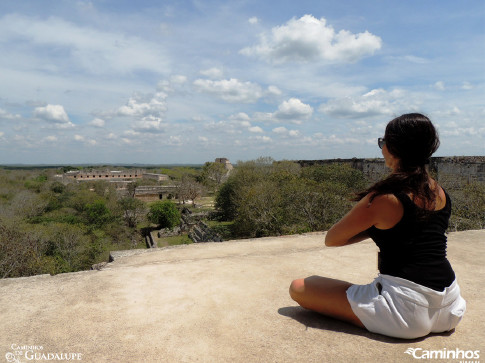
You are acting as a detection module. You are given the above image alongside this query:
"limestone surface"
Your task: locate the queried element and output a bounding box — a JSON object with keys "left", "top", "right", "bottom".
{"left": 1, "top": 230, "right": 484, "bottom": 362}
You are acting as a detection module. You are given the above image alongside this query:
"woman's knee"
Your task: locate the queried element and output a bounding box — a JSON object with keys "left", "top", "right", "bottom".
{"left": 289, "top": 278, "right": 305, "bottom": 301}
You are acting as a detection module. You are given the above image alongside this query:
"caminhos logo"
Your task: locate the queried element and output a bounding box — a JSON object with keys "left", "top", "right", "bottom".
{"left": 404, "top": 347, "right": 480, "bottom": 361}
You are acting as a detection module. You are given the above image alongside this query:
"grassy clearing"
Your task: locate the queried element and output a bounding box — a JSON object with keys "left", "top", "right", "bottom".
{"left": 154, "top": 233, "right": 193, "bottom": 247}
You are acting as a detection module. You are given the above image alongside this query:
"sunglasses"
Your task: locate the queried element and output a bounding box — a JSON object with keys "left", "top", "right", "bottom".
{"left": 378, "top": 137, "right": 386, "bottom": 149}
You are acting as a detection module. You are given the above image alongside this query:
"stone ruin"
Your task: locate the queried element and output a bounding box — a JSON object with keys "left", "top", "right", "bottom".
{"left": 297, "top": 156, "right": 485, "bottom": 184}
{"left": 182, "top": 208, "right": 223, "bottom": 243}
{"left": 188, "top": 221, "right": 223, "bottom": 243}
{"left": 149, "top": 208, "right": 223, "bottom": 245}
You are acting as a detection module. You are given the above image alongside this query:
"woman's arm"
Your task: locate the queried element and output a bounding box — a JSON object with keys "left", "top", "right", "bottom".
{"left": 344, "top": 230, "right": 371, "bottom": 245}
{"left": 325, "top": 193, "right": 403, "bottom": 247}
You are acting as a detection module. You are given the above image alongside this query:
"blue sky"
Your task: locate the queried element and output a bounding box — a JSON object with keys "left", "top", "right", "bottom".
{"left": 0, "top": 0, "right": 483, "bottom": 164}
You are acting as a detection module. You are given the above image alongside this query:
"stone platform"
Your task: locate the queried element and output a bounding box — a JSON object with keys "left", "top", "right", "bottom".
{"left": 1, "top": 230, "right": 483, "bottom": 362}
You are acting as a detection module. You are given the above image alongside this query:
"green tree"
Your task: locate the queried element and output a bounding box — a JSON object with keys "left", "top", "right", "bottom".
{"left": 176, "top": 175, "right": 204, "bottom": 207}
{"left": 215, "top": 178, "right": 239, "bottom": 220}
{"left": 215, "top": 158, "right": 367, "bottom": 238}
{"left": 118, "top": 197, "right": 146, "bottom": 228}
{"left": 301, "top": 163, "right": 367, "bottom": 192}
{"left": 159, "top": 166, "right": 201, "bottom": 181}
{"left": 126, "top": 180, "right": 142, "bottom": 198}
{"left": 11, "top": 190, "right": 49, "bottom": 219}
{"left": 148, "top": 201, "right": 181, "bottom": 229}
{"left": 84, "top": 199, "right": 112, "bottom": 228}
{"left": 24, "top": 174, "right": 48, "bottom": 193}
{"left": 200, "top": 162, "right": 228, "bottom": 192}
{"left": 233, "top": 179, "right": 284, "bottom": 237}
{"left": 462, "top": 182, "right": 485, "bottom": 229}
{"left": 49, "top": 181, "right": 66, "bottom": 194}
{"left": 0, "top": 218, "right": 41, "bottom": 278}
{"left": 447, "top": 181, "right": 485, "bottom": 231}
{"left": 39, "top": 223, "right": 90, "bottom": 274}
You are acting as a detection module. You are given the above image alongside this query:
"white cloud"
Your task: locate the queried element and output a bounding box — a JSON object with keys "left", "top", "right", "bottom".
{"left": 462, "top": 82, "right": 473, "bottom": 90}
{"left": 272, "top": 126, "right": 288, "bottom": 134}
{"left": 0, "top": 131, "right": 4, "bottom": 137}
{"left": 157, "top": 76, "right": 188, "bottom": 92}
{"left": 73, "top": 134, "right": 97, "bottom": 145}
{"left": 249, "top": 17, "right": 259, "bottom": 25}
{"left": 350, "top": 123, "right": 374, "bottom": 136}
{"left": 253, "top": 135, "right": 272, "bottom": 143}
{"left": 114, "top": 91, "right": 169, "bottom": 134}
{"left": 34, "top": 104, "right": 73, "bottom": 127}
{"left": 274, "top": 98, "right": 313, "bottom": 122}
{"left": 319, "top": 88, "right": 414, "bottom": 119}
{"left": 434, "top": 81, "right": 445, "bottom": 91}
{"left": 266, "top": 85, "right": 282, "bottom": 96}
{"left": 117, "top": 92, "right": 167, "bottom": 118}
{"left": 229, "top": 112, "right": 251, "bottom": 122}
{"left": 44, "top": 135, "right": 57, "bottom": 142}
{"left": 248, "top": 126, "right": 264, "bottom": 133}
{"left": 131, "top": 116, "right": 166, "bottom": 133}
{"left": 168, "top": 135, "right": 183, "bottom": 146}
{"left": 254, "top": 98, "right": 313, "bottom": 124}
{"left": 193, "top": 78, "right": 263, "bottom": 103}
{"left": 435, "top": 106, "right": 461, "bottom": 117}
{"left": 403, "top": 55, "right": 429, "bottom": 64}
{"left": 313, "top": 133, "right": 360, "bottom": 145}
{"left": 200, "top": 67, "right": 224, "bottom": 79}
{"left": 386, "top": 55, "right": 429, "bottom": 64}
{"left": 0, "top": 108, "right": 21, "bottom": 120}
{"left": 227, "top": 113, "right": 252, "bottom": 128}
{"left": 88, "top": 118, "right": 105, "bottom": 127}
{"left": 203, "top": 114, "right": 251, "bottom": 135}
{"left": 241, "top": 15, "right": 382, "bottom": 63}
{"left": 441, "top": 127, "right": 479, "bottom": 137}
{"left": 271, "top": 126, "right": 300, "bottom": 137}
{"left": 170, "top": 75, "right": 187, "bottom": 85}
{"left": 0, "top": 14, "right": 169, "bottom": 75}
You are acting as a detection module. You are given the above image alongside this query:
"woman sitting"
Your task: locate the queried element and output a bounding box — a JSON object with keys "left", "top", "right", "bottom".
{"left": 289, "top": 113, "right": 466, "bottom": 339}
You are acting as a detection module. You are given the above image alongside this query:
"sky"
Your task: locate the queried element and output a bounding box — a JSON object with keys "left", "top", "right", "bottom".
{"left": 0, "top": 0, "right": 484, "bottom": 165}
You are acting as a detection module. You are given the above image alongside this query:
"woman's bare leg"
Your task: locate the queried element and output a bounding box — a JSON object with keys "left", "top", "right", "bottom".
{"left": 289, "top": 275, "right": 365, "bottom": 328}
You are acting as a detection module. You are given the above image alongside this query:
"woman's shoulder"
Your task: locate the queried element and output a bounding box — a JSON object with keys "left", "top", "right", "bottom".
{"left": 367, "top": 192, "right": 404, "bottom": 208}
{"left": 366, "top": 193, "right": 405, "bottom": 230}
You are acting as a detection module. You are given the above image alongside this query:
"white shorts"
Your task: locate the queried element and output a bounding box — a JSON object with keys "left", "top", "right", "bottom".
{"left": 346, "top": 274, "right": 466, "bottom": 339}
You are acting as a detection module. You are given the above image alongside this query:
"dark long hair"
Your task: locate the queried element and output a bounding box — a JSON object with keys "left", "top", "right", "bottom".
{"left": 356, "top": 113, "right": 440, "bottom": 211}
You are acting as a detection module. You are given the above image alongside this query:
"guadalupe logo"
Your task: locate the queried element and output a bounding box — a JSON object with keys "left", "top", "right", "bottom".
{"left": 5, "top": 344, "right": 82, "bottom": 362}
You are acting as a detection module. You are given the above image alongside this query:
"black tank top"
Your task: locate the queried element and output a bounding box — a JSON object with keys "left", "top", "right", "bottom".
{"left": 367, "top": 190, "right": 455, "bottom": 291}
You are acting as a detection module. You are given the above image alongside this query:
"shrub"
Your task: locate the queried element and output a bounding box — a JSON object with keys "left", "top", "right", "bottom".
{"left": 148, "top": 201, "right": 181, "bottom": 229}
{"left": 84, "top": 200, "right": 112, "bottom": 228}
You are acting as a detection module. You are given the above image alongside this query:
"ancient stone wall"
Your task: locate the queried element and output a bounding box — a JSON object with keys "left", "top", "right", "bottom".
{"left": 134, "top": 185, "right": 178, "bottom": 202}
{"left": 297, "top": 156, "right": 485, "bottom": 183}
{"left": 64, "top": 169, "right": 145, "bottom": 181}
{"left": 430, "top": 157, "right": 485, "bottom": 183}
